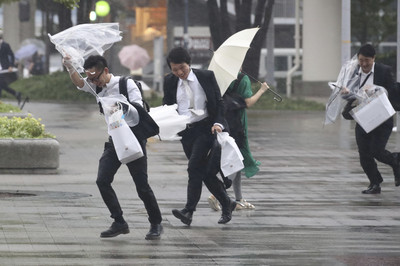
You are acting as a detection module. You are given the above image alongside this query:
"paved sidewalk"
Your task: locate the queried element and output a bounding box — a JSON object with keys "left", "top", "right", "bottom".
{"left": 1, "top": 102, "right": 400, "bottom": 265}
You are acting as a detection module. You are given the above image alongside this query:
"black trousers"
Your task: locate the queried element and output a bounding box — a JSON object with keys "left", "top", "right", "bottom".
{"left": 355, "top": 117, "right": 395, "bottom": 185}
{"left": 0, "top": 75, "right": 17, "bottom": 98}
{"left": 180, "top": 121, "right": 231, "bottom": 212}
{"left": 96, "top": 138, "right": 162, "bottom": 225}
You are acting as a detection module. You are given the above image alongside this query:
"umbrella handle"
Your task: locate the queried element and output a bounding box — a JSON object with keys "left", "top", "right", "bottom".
{"left": 262, "top": 83, "right": 283, "bottom": 102}
{"left": 242, "top": 71, "right": 283, "bottom": 102}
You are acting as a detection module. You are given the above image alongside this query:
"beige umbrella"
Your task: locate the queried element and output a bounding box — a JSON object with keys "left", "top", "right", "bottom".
{"left": 208, "top": 28, "right": 259, "bottom": 95}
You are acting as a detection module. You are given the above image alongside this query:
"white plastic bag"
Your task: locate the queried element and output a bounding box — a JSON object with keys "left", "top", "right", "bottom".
{"left": 149, "top": 104, "right": 190, "bottom": 140}
{"left": 101, "top": 95, "right": 143, "bottom": 164}
{"left": 99, "top": 94, "right": 139, "bottom": 130}
{"left": 217, "top": 132, "right": 244, "bottom": 177}
{"left": 109, "top": 119, "right": 144, "bottom": 164}
{"left": 350, "top": 89, "right": 395, "bottom": 133}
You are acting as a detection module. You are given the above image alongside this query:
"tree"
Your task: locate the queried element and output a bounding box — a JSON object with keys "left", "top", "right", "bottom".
{"left": 0, "top": 0, "right": 78, "bottom": 8}
{"left": 351, "top": 0, "right": 396, "bottom": 47}
{"left": 207, "top": 0, "right": 275, "bottom": 80}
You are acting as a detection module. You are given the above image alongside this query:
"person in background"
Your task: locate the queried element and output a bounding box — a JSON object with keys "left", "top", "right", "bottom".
{"left": 0, "top": 30, "right": 21, "bottom": 105}
{"left": 208, "top": 72, "right": 269, "bottom": 211}
{"left": 163, "top": 47, "right": 236, "bottom": 226}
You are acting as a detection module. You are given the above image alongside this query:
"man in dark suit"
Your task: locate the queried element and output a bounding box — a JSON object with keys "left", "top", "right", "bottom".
{"left": 163, "top": 47, "right": 236, "bottom": 225}
{"left": 342, "top": 44, "right": 399, "bottom": 194}
{"left": 0, "top": 31, "right": 21, "bottom": 104}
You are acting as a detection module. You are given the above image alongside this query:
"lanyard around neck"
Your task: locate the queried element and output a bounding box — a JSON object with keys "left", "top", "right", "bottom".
{"left": 359, "top": 72, "right": 372, "bottom": 89}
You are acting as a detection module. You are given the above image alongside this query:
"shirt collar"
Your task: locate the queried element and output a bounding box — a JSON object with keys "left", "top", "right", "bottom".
{"left": 180, "top": 69, "right": 195, "bottom": 84}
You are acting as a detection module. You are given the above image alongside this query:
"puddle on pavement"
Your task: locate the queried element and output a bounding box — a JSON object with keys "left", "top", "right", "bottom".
{"left": 0, "top": 190, "right": 91, "bottom": 200}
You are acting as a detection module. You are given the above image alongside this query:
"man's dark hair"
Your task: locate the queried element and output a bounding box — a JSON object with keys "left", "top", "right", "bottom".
{"left": 358, "top": 44, "right": 376, "bottom": 58}
{"left": 166, "top": 47, "right": 191, "bottom": 69}
{"left": 84, "top": 55, "right": 108, "bottom": 70}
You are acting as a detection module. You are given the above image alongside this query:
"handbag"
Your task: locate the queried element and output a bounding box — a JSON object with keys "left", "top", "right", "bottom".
{"left": 130, "top": 102, "right": 160, "bottom": 141}
{"left": 350, "top": 90, "right": 395, "bottom": 133}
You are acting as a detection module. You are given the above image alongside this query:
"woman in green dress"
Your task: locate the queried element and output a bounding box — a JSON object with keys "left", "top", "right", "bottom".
{"left": 208, "top": 73, "right": 269, "bottom": 210}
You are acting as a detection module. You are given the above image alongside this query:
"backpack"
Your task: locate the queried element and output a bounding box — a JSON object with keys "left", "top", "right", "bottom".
{"left": 118, "top": 76, "right": 159, "bottom": 141}
{"left": 119, "top": 76, "right": 150, "bottom": 112}
{"left": 222, "top": 73, "right": 247, "bottom": 148}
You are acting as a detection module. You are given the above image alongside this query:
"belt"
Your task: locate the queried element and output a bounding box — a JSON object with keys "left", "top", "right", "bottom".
{"left": 186, "top": 118, "right": 211, "bottom": 129}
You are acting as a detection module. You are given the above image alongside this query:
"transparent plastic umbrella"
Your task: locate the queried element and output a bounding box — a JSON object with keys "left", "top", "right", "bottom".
{"left": 325, "top": 54, "right": 360, "bottom": 125}
{"left": 48, "top": 23, "right": 122, "bottom": 74}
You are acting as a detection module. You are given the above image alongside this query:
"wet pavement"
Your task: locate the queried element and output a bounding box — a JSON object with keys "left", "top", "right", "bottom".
{"left": 1, "top": 101, "right": 400, "bottom": 265}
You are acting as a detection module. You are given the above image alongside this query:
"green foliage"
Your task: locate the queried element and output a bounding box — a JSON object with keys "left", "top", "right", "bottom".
{"left": 250, "top": 82, "right": 325, "bottom": 111}
{"left": 351, "top": 0, "right": 396, "bottom": 46}
{"left": 0, "top": 115, "right": 55, "bottom": 139}
{"left": 0, "top": 101, "right": 21, "bottom": 113}
{"left": 6, "top": 71, "right": 324, "bottom": 111}
{"left": 8, "top": 71, "right": 93, "bottom": 103}
{"left": 0, "top": 0, "right": 79, "bottom": 8}
{"left": 53, "top": 0, "right": 79, "bottom": 9}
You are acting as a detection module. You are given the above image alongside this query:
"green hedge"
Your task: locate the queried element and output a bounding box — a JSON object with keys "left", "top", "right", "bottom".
{"left": 0, "top": 115, "right": 55, "bottom": 139}
{"left": 4, "top": 71, "right": 324, "bottom": 111}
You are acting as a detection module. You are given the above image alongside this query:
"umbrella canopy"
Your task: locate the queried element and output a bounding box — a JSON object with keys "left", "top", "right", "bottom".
{"left": 208, "top": 27, "right": 259, "bottom": 95}
{"left": 118, "top": 45, "right": 150, "bottom": 71}
{"left": 325, "top": 54, "right": 360, "bottom": 125}
{"left": 48, "top": 23, "right": 122, "bottom": 73}
{"left": 15, "top": 44, "right": 38, "bottom": 61}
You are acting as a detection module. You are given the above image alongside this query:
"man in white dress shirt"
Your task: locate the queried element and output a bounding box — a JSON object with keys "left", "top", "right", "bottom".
{"left": 63, "top": 55, "right": 163, "bottom": 240}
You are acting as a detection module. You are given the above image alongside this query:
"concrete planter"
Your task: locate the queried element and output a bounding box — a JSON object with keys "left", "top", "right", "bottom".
{"left": 0, "top": 138, "right": 59, "bottom": 174}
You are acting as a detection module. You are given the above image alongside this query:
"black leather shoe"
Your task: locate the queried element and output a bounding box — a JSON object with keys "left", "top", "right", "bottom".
{"left": 172, "top": 209, "right": 192, "bottom": 226}
{"left": 393, "top": 153, "right": 400, "bottom": 186}
{"left": 218, "top": 200, "right": 236, "bottom": 224}
{"left": 100, "top": 221, "right": 130, "bottom": 238}
{"left": 362, "top": 184, "right": 381, "bottom": 194}
{"left": 145, "top": 224, "right": 163, "bottom": 240}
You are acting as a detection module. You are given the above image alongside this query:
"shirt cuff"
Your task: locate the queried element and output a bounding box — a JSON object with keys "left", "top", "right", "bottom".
{"left": 213, "top": 123, "right": 224, "bottom": 130}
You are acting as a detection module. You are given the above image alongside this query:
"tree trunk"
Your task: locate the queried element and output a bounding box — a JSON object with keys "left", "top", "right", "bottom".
{"left": 235, "top": 0, "right": 252, "bottom": 31}
{"left": 254, "top": 0, "right": 267, "bottom": 27}
{"left": 207, "top": 0, "right": 223, "bottom": 50}
{"left": 220, "top": 0, "right": 232, "bottom": 42}
{"left": 242, "top": 0, "right": 274, "bottom": 81}
{"left": 77, "top": 0, "right": 94, "bottom": 24}
{"left": 58, "top": 6, "right": 73, "bottom": 31}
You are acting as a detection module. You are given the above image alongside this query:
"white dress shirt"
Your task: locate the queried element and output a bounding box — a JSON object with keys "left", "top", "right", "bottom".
{"left": 177, "top": 69, "right": 208, "bottom": 123}
{"left": 79, "top": 74, "right": 143, "bottom": 106}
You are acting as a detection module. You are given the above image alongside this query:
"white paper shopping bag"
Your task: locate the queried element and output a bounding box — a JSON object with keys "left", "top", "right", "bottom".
{"left": 350, "top": 90, "right": 395, "bottom": 133}
{"left": 109, "top": 120, "right": 144, "bottom": 164}
{"left": 217, "top": 132, "right": 244, "bottom": 177}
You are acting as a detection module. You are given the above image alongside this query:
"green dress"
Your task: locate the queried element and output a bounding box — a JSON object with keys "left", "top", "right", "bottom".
{"left": 226, "top": 74, "right": 261, "bottom": 178}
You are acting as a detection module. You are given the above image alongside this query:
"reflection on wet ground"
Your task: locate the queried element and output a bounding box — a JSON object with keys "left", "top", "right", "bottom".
{"left": 1, "top": 102, "right": 400, "bottom": 265}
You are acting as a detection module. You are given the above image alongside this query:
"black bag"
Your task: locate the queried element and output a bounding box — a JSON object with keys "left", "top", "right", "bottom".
{"left": 388, "top": 82, "right": 400, "bottom": 111}
{"left": 341, "top": 99, "right": 356, "bottom": 120}
{"left": 222, "top": 73, "right": 247, "bottom": 148}
{"left": 119, "top": 76, "right": 159, "bottom": 141}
